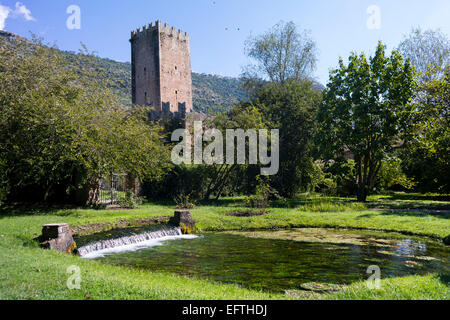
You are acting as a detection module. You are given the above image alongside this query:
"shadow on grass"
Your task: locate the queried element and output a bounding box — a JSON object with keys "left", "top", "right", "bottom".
{"left": 271, "top": 197, "right": 357, "bottom": 208}
{"left": 198, "top": 198, "right": 247, "bottom": 207}
{"left": 146, "top": 198, "right": 246, "bottom": 207}
{"left": 364, "top": 193, "right": 450, "bottom": 211}
{"left": 0, "top": 204, "right": 85, "bottom": 219}
{"left": 357, "top": 209, "right": 450, "bottom": 220}
{"left": 144, "top": 199, "right": 177, "bottom": 207}
{"left": 384, "top": 193, "right": 450, "bottom": 202}
{"left": 200, "top": 196, "right": 358, "bottom": 209}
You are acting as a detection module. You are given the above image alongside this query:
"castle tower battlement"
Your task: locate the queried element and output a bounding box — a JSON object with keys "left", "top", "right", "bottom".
{"left": 130, "top": 21, "right": 193, "bottom": 119}
{"left": 131, "top": 21, "right": 189, "bottom": 41}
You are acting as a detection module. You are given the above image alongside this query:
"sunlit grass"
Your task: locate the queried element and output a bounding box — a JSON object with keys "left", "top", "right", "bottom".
{"left": 0, "top": 192, "right": 448, "bottom": 300}
{"left": 324, "top": 274, "right": 449, "bottom": 300}
{"left": 296, "top": 201, "right": 367, "bottom": 212}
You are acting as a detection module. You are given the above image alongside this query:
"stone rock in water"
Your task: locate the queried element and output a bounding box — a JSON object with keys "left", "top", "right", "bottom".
{"left": 170, "top": 210, "right": 196, "bottom": 234}
{"left": 38, "top": 223, "right": 76, "bottom": 254}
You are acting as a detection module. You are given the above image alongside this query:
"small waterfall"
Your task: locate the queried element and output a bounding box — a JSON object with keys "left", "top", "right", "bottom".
{"left": 77, "top": 225, "right": 196, "bottom": 259}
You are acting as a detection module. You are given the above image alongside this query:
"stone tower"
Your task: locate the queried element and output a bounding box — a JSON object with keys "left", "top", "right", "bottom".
{"left": 130, "top": 21, "right": 193, "bottom": 119}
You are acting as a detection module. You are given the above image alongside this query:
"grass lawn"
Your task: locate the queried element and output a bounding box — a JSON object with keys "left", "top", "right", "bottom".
{"left": 0, "top": 193, "right": 448, "bottom": 300}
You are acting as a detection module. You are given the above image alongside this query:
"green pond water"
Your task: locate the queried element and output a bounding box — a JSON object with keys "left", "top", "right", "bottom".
{"left": 89, "top": 229, "right": 449, "bottom": 292}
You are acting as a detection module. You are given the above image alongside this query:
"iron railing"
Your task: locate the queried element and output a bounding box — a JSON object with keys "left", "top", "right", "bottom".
{"left": 99, "top": 173, "right": 128, "bottom": 205}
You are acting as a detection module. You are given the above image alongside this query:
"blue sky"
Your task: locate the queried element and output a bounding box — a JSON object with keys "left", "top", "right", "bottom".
{"left": 1, "top": 0, "right": 449, "bottom": 84}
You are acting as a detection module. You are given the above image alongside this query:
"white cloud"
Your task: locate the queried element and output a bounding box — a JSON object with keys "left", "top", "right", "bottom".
{"left": 0, "top": 5, "right": 11, "bottom": 30}
{"left": 14, "top": 2, "right": 35, "bottom": 21}
{"left": 0, "top": 2, "right": 35, "bottom": 30}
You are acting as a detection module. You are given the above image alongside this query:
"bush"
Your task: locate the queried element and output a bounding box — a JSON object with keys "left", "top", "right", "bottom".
{"left": 310, "top": 160, "right": 337, "bottom": 195}
{"left": 245, "top": 175, "right": 280, "bottom": 208}
{"left": 377, "top": 156, "right": 416, "bottom": 191}
{"left": 245, "top": 195, "right": 268, "bottom": 209}
{"left": 297, "top": 201, "right": 367, "bottom": 212}
{"left": 174, "top": 193, "right": 197, "bottom": 210}
{"left": 311, "top": 159, "right": 356, "bottom": 196}
{"left": 117, "top": 190, "right": 143, "bottom": 209}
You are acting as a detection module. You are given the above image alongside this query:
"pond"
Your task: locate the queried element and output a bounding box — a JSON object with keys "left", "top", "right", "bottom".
{"left": 83, "top": 228, "right": 449, "bottom": 292}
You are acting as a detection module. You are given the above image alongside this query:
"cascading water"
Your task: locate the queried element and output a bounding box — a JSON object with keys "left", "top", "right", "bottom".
{"left": 77, "top": 225, "right": 197, "bottom": 259}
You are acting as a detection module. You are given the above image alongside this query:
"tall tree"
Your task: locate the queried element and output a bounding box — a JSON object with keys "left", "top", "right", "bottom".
{"left": 242, "top": 21, "right": 318, "bottom": 92}
{"left": 201, "top": 105, "right": 267, "bottom": 201}
{"left": 398, "top": 27, "right": 449, "bottom": 82}
{"left": 250, "top": 80, "right": 322, "bottom": 197}
{"left": 397, "top": 28, "right": 449, "bottom": 192}
{"left": 401, "top": 66, "right": 450, "bottom": 193}
{"left": 318, "top": 42, "right": 416, "bottom": 202}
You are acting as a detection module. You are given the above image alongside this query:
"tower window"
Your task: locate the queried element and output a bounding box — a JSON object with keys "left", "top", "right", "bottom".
{"left": 175, "top": 90, "right": 178, "bottom": 94}
{"left": 175, "top": 66, "right": 177, "bottom": 70}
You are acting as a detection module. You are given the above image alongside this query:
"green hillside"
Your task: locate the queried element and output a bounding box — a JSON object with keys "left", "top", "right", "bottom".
{"left": 62, "top": 52, "right": 248, "bottom": 113}
{"left": 1, "top": 30, "right": 325, "bottom": 113}
{"left": 78, "top": 57, "right": 324, "bottom": 112}
{"left": 0, "top": 30, "right": 247, "bottom": 113}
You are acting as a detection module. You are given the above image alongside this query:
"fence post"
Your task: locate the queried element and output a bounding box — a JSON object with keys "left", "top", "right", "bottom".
{"left": 110, "top": 174, "right": 114, "bottom": 205}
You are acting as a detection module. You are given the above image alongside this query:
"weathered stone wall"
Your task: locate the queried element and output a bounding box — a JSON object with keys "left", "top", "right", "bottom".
{"left": 130, "top": 21, "right": 193, "bottom": 117}
{"left": 159, "top": 26, "right": 193, "bottom": 116}
{"left": 130, "top": 24, "right": 161, "bottom": 108}
{"left": 38, "top": 223, "right": 76, "bottom": 254}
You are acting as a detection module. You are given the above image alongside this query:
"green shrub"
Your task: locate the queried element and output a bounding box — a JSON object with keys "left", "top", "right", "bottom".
{"left": 118, "top": 190, "right": 143, "bottom": 209}
{"left": 311, "top": 160, "right": 356, "bottom": 196}
{"left": 174, "top": 193, "right": 197, "bottom": 209}
{"left": 297, "top": 201, "right": 367, "bottom": 212}
{"left": 245, "top": 175, "right": 281, "bottom": 208}
{"left": 377, "top": 157, "right": 416, "bottom": 191}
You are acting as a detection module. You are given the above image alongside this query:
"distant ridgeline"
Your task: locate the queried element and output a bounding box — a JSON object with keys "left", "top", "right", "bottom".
{"left": 0, "top": 31, "right": 324, "bottom": 113}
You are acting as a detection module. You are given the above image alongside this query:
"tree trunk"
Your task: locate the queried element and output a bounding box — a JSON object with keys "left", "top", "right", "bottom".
{"left": 357, "top": 183, "right": 367, "bottom": 202}
{"left": 86, "top": 177, "right": 100, "bottom": 206}
{"left": 215, "top": 166, "right": 236, "bottom": 200}
{"left": 356, "top": 156, "right": 367, "bottom": 202}
{"left": 43, "top": 183, "right": 52, "bottom": 202}
{"left": 126, "top": 173, "right": 140, "bottom": 197}
{"left": 203, "top": 165, "right": 224, "bottom": 201}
